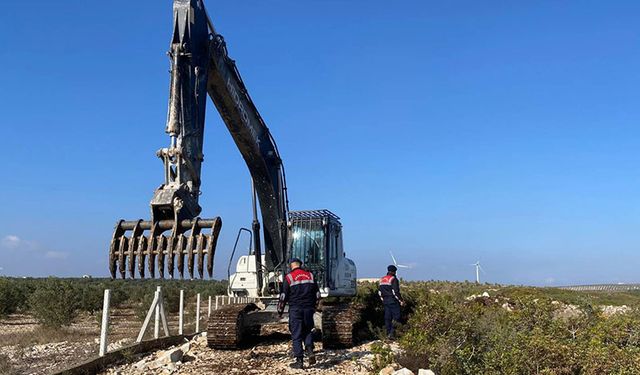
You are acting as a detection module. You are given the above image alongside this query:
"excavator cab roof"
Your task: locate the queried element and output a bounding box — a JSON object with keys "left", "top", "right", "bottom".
{"left": 289, "top": 209, "right": 340, "bottom": 222}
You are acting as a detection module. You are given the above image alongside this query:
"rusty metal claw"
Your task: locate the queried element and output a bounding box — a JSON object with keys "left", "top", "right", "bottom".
{"left": 108, "top": 217, "right": 222, "bottom": 279}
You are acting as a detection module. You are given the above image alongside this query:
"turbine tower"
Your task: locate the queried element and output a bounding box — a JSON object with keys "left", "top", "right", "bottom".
{"left": 472, "top": 261, "right": 484, "bottom": 284}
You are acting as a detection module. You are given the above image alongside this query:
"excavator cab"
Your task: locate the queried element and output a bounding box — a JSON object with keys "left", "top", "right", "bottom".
{"left": 287, "top": 210, "right": 357, "bottom": 297}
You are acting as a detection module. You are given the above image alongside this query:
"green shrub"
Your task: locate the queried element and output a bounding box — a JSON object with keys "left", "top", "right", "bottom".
{"left": 28, "top": 278, "right": 80, "bottom": 328}
{"left": 77, "top": 282, "right": 103, "bottom": 315}
{"left": 370, "top": 341, "right": 394, "bottom": 372}
{"left": 0, "top": 278, "right": 21, "bottom": 317}
{"left": 397, "top": 282, "right": 640, "bottom": 375}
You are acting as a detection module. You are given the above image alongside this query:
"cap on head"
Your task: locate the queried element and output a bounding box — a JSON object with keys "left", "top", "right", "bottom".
{"left": 289, "top": 258, "right": 302, "bottom": 267}
{"left": 387, "top": 265, "right": 398, "bottom": 272}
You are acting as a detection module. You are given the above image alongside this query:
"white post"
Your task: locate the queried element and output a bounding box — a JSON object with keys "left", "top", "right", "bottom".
{"left": 196, "top": 293, "right": 201, "bottom": 332}
{"left": 159, "top": 294, "right": 170, "bottom": 337}
{"left": 215, "top": 295, "right": 219, "bottom": 310}
{"left": 208, "top": 296, "right": 212, "bottom": 318}
{"left": 136, "top": 291, "right": 160, "bottom": 343}
{"left": 154, "top": 286, "right": 161, "bottom": 339}
{"left": 179, "top": 290, "right": 184, "bottom": 335}
{"left": 99, "top": 289, "right": 111, "bottom": 357}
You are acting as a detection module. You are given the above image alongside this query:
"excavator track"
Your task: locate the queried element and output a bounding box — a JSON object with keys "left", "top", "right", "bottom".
{"left": 207, "top": 303, "right": 258, "bottom": 349}
{"left": 321, "top": 302, "right": 362, "bottom": 349}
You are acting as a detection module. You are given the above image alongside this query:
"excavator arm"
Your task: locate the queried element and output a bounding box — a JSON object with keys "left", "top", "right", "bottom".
{"left": 109, "top": 0, "right": 288, "bottom": 279}
{"left": 205, "top": 22, "right": 289, "bottom": 274}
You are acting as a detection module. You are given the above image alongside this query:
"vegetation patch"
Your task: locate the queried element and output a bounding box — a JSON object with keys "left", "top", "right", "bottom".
{"left": 0, "top": 277, "right": 227, "bottom": 327}
{"left": 393, "top": 282, "right": 640, "bottom": 375}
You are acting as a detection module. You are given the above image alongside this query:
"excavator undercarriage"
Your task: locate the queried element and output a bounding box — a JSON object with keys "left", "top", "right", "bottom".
{"left": 204, "top": 300, "right": 363, "bottom": 350}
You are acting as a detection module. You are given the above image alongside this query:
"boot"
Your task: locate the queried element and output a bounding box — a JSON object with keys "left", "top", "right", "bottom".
{"left": 289, "top": 357, "right": 304, "bottom": 369}
{"left": 387, "top": 332, "right": 396, "bottom": 342}
{"left": 306, "top": 347, "right": 316, "bottom": 365}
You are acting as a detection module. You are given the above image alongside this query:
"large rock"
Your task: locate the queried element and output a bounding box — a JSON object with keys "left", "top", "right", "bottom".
{"left": 393, "top": 368, "right": 415, "bottom": 375}
{"left": 601, "top": 305, "right": 631, "bottom": 317}
{"left": 379, "top": 365, "right": 396, "bottom": 375}
{"left": 179, "top": 342, "right": 191, "bottom": 356}
{"left": 418, "top": 370, "right": 436, "bottom": 375}
{"left": 159, "top": 346, "right": 185, "bottom": 364}
{"left": 136, "top": 344, "right": 190, "bottom": 371}
{"left": 191, "top": 332, "right": 208, "bottom": 347}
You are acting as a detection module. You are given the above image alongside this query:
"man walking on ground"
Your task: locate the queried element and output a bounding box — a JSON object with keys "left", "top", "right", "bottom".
{"left": 278, "top": 258, "right": 320, "bottom": 369}
{"left": 378, "top": 265, "right": 405, "bottom": 340}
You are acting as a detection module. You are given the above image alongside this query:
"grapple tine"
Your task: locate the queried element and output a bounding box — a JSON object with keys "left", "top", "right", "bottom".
{"left": 127, "top": 236, "right": 136, "bottom": 279}
{"left": 167, "top": 236, "right": 175, "bottom": 279}
{"left": 117, "top": 236, "right": 128, "bottom": 279}
{"left": 205, "top": 235, "right": 214, "bottom": 278}
{"left": 109, "top": 246, "right": 117, "bottom": 279}
{"left": 109, "top": 220, "right": 125, "bottom": 279}
{"left": 194, "top": 234, "right": 204, "bottom": 279}
{"left": 177, "top": 234, "right": 186, "bottom": 279}
{"left": 137, "top": 235, "right": 147, "bottom": 279}
{"left": 157, "top": 235, "right": 167, "bottom": 279}
{"left": 185, "top": 219, "right": 199, "bottom": 279}
{"left": 207, "top": 217, "right": 222, "bottom": 278}
{"left": 128, "top": 220, "right": 143, "bottom": 279}
{"left": 188, "top": 235, "right": 197, "bottom": 279}
{"left": 197, "top": 235, "right": 205, "bottom": 279}
{"left": 147, "top": 234, "right": 157, "bottom": 279}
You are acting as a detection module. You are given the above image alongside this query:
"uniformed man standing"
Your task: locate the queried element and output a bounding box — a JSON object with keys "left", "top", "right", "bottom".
{"left": 379, "top": 265, "right": 404, "bottom": 340}
{"left": 278, "top": 258, "right": 320, "bottom": 369}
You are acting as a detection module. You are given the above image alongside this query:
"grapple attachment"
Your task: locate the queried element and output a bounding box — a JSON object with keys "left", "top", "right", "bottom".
{"left": 109, "top": 217, "right": 221, "bottom": 279}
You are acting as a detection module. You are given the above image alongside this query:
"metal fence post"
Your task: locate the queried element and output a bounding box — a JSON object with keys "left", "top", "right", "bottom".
{"left": 208, "top": 296, "right": 212, "bottom": 318}
{"left": 99, "top": 289, "right": 111, "bottom": 357}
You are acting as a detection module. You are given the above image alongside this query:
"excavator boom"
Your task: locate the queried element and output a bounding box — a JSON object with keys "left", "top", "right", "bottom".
{"left": 109, "top": 0, "right": 288, "bottom": 279}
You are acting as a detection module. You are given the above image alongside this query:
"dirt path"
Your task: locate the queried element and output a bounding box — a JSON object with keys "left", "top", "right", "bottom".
{"left": 102, "top": 325, "right": 379, "bottom": 375}
{"left": 1, "top": 313, "right": 383, "bottom": 374}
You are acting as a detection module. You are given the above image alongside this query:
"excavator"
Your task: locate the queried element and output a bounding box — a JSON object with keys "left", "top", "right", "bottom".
{"left": 108, "top": 0, "right": 359, "bottom": 348}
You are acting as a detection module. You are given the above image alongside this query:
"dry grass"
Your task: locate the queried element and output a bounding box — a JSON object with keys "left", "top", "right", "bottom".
{"left": 0, "top": 354, "right": 17, "bottom": 375}
{"left": 0, "top": 326, "right": 95, "bottom": 348}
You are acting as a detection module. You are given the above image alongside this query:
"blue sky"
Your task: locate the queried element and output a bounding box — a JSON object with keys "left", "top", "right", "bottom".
{"left": 1, "top": 1, "right": 639, "bottom": 285}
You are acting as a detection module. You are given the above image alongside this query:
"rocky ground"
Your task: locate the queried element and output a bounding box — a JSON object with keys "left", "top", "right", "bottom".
{"left": 0, "top": 309, "right": 194, "bottom": 374}
{"left": 0, "top": 312, "right": 408, "bottom": 375}
{"left": 102, "top": 324, "right": 383, "bottom": 375}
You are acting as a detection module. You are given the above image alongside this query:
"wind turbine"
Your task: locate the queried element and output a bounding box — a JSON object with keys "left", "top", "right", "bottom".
{"left": 472, "top": 261, "right": 485, "bottom": 283}
{"left": 390, "top": 251, "right": 411, "bottom": 269}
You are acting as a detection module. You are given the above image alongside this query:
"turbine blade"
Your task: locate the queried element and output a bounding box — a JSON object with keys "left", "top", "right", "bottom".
{"left": 390, "top": 251, "right": 398, "bottom": 266}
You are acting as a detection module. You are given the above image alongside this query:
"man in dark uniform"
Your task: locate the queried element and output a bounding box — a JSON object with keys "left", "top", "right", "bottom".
{"left": 278, "top": 258, "right": 320, "bottom": 369}
{"left": 378, "top": 265, "right": 404, "bottom": 340}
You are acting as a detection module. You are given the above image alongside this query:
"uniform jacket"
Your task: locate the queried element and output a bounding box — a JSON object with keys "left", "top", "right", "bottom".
{"left": 278, "top": 267, "right": 320, "bottom": 311}
{"left": 378, "top": 273, "right": 403, "bottom": 305}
